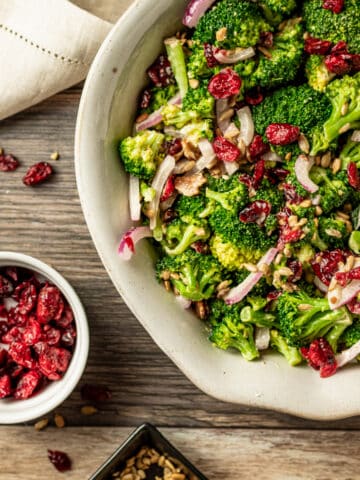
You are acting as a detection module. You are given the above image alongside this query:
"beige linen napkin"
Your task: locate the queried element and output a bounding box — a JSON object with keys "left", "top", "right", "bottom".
{"left": 0, "top": 0, "right": 118, "bottom": 121}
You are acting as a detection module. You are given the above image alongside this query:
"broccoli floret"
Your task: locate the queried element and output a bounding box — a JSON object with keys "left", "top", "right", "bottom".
{"left": 259, "top": 0, "right": 297, "bottom": 25}
{"left": 264, "top": 213, "right": 278, "bottom": 236}
{"left": 252, "top": 179, "right": 285, "bottom": 212}
{"left": 303, "top": 0, "right": 360, "bottom": 54}
{"left": 186, "top": 43, "right": 213, "bottom": 80}
{"left": 162, "top": 104, "right": 199, "bottom": 128}
{"left": 142, "top": 85, "right": 178, "bottom": 114}
{"left": 311, "top": 167, "right": 351, "bottom": 213}
{"left": 208, "top": 298, "right": 242, "bottom": 325}
{"left": 305, "top": 55, "right": 335, "bottom": 93}
{"left": 181, "top": 119, "right": 214, "bottom": 144}
{"left": 140, "top": 181, "right": 156, "bottom": 202}
{"left": 233, "top": 58, "right": 257, "bottom": 81}
{"left": 156, "top": 250, "right": 222, "bottom": 301}
{"left": 119, "top": 130, "right": 165, "bottom": 180}
{"left": 349, "top": 231, "right": 360, "bottom": 254}
{"left": 252, "top": 83, "right": 332, "bottom": 138}
{"left": 193, "top": 0, "right": 272, "bottom": 49}
{"left": 341, "top": 320, "right": 360, "bottom": 348}
{"left": 209, "top": 317, "right": 259, "bottom": 361}
{"left": 174, "top": 193, "right": 213, "bottom": 223}
{"left": 210, "top": 234, "right": 263, "bottom": 270}
{"left": 162, "top": 105, "right": 214, "bottom": 143}
{"left": 165, "top": 37, "right": 189, "bottom": 98}
{"left": 182, "top": 82, "right": 215, "bottom": 119}
{"left": 277, "top": 290, "right": 353, "bottom": 348}
{"left": 240, "top": 305, "right": 277, "bottom": 328}
{"left": 249, "top": 19, "right": 304, "bottom": 90}
{"left": 340, "top": 135, "right": 360, "bottom": 170}
{"left": 162, "top": 218, "right": 210, "bottom": 256}
{"left": 311, "top": 73, "right": 360, "bottom": 155}
{"left": 270, "top": 330, "right": 303, "bottom": 366}
{"left": 318, "top": 216, "right": 349, "bottom": 249}
{"left": 206, "top": 184, "right": 248, "bottom": 214}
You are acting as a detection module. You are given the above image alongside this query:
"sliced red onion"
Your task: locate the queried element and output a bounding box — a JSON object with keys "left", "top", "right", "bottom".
{"left": 314, "top": 276, "right": 328, "bottom": 293}
{"left": 118, "top": 226, "right": 152, "bottom": 260}
{"left": 216, "top": 98, "right": 231, "bottom": 134}
{"left": 351, "top": 130, "right": 360, "bottom": 142}
{"left": 224, "top": 161, "right": 239, "bottom": 175}
{"left": 164, "top": 126, "right": 183, "bottom": 137}
{"left": 294, "top": 154, "right": 319, "bottom": 193}
{"left": 192, "top": 139, "right": 217, "bottom": 173}
{"left": 149, "top": 155, "right": 176, "bottom": 230}
{"left": 328, "top": 280, "right": 360, "bottom": 310}
{"left": 224, "top": 248, "right": 278, "bottom": 305}
{"left": 237, "top": 106, "right": 254, "bottom": 147}
{"left": 336, "top": 340, "right": 360, "bottom": 368}
{"left": 213, "top": 46, "right": 255, "bottom": 64}
{"left": 129, "top": 175, "right": 141, "bottom": 221}
{"left": 182, "top": 0, "right": 217, "bottom": 27}
{"left": 136, "top": 94, "right": 181, "bottom": 132}
{"left": 255, "top": 327, "right": 270, "bottom": 350}
{"left": 262, "top": 151, "right": 283, "bottom": 162}
{"left": 311, "top": 194, "right": 321, "bottom": 206}
{"left": 175, "top": 295, "right": 192, "bottom": 309}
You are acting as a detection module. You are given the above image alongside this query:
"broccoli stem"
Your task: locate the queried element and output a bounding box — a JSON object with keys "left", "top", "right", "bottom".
{"left": 165, "top": 37, "right": 189, "bottom": 98}
{"left": 270, "top": 330, "right": 302, "bottom": 366}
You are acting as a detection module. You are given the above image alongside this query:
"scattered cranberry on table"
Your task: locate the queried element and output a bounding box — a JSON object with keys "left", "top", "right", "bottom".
{"left": 48, "top": 449, "right": 72, "bottom": 472}
{"left": 0, "top": 152, "right": 20, "bottom": 172}
{"left": 0, "top": 266, "right": 76, "bottom": 400}
{"left": 22, "top": 162, "right": 53, "bottom": 186}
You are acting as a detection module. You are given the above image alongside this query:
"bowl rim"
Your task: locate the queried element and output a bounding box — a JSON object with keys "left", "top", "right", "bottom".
{"left": 75, "top": 0, "right": 360, "bottom": 421}
{"left": 0, "top": 251, "right": 89, "bottom": 424}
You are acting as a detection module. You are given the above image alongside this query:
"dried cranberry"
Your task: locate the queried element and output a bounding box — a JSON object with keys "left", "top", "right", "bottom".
{"left": 8, "top": 342, "right": 36, "bottom": 369}
{"left": 0, "top": 303, "right": 7, "bottom": 318}
{"left": 0, "top": 275, "right": 13, "bottom": 297}
{"left": 204, "top": 43, "right": 218, "bottom": 68}
{"left": 33, "top": 341, "right": 47, "bottom": 356}
{"left": 267, "top": 290, "right": 282, "bottom": 301}
{"left": 14, "top": 370, "right": 42, "bottom": 399}
{"left": 22, "top": 318, "right": 42, "bottom": 345}
{"left": 347, "top": 162, "right": 360, "bottom": 190}
{"left": 249, "top": 135, "right": 269, "bottom": 158}
{"left": 311, "top": 249, "right": 349, "bottom": 286}
{"left": 208, "top": 69, "right": 241, "bottom": 99}
{"left": 39, "top": 347, "right": 71, "bottom": 380}
{"left": 147, "top": 54, "right": 174, "bottom": 87}
{"left": 322, "top": 0, "right": 344, "bottom": 14}
{"left": 42, "top": 326, "right": 61, "bottom": 346}
{"left": 48, "top": 450, "right": 71, "bottom": 472}
{"left": 325, "top": 53, "right": 353, "bottom": 74}
{"left": 266, "top": 167, "right": 289, "bottom": 184}
{"left": 0, "top": 321, "right": 9, "bottom": 339}
{"left": 22, "top": 162, "right": 53, "bottom": 186}
{"left": 304, "top": 37, "right": 332, "bottom": 55}
{"left": 4, "top": 267, "right": 19, "bottom": 283}
{"left": 165, "top": 138, "right": 182, "bottom": 156}
{"left": 81, "top": 384, "right": 112, "bottom": 403}
{"left": 0, "top": 375, "right": 11, "bottom": 398}
{"left": 0, "top": 154, "right": 20, "bottom": 172}
{"left": 252, "top": 159, "right": 266, "bottom": 189}
{"left": 213, "top": 136, "right": 241, "bottom": 162}
{"left": 347, "top": 298, "right": 360, "bottom": 314}
{"left": 282, "top": 183, "right": 304, "bottom": 204}
{"left": 190, "top": 241, "right": 209, "bottom": 254}
{"left": 265, "top": 123, "right": 300, "bottom": 145}
{"left": 277, "top": 208, "right": 303, "bottom": 248}
{"left": 14, "top": 282, "right": 37, "bottom": 315}
{"left": 36, "top": 285, "right": 63, "bottom": 324}
{"left": 287, "top": 259, "right": 303, "bottom": 282}
{"left": 7, "top": 363, "right": 24, "bottom": 378}
{"left": 160, "top": 175, "right": 176, "bottom": 202}
{"left": 0, "top": 349, "right": 7, "bottom": 367}
{"left": 60, "top": 326, "right": 76, "bottom": 348}
{"left": 301, "top": 338, "right": 337, "bottom": 378}
{"left": 244, "top": 87, "right": 264, "bottom": 106}
{"left": 259, "top": 31, "right": 273, "bottom": 48}
{"left": 7, "top": 307, "right": 28, "bottom": 326}
{"left": 56, "top": 304, "right": 74, "bottom": 328}
{"left": 331, "top": 41, "right": 348, "bottom": 54}
{"left": 140, "top": 89, "right": 151, "bottom": 109}
{"left": 239, "top": 200, "right": 271, "bottom": 226}
{"left": 2, "top": 326, "right": 23, "bottom": 344}
{"left": 336, "top": 266, "right": 360, "bottom": 287}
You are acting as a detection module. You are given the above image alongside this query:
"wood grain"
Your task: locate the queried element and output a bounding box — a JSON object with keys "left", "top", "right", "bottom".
{"left": 1, "top": 426, "right": 359, "bottom": 480}
{"left": 1, "top": 87, "right": 360, "bottom": 431}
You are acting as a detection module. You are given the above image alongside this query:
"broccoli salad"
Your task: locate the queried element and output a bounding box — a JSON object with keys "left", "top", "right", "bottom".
{"left": 118, "top": 0, "right": 360, "bottom": 377}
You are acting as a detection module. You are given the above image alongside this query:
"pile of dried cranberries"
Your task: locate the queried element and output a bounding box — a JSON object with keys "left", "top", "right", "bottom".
{"left": 0, "top": 266, "right": 76, "bottom": 400}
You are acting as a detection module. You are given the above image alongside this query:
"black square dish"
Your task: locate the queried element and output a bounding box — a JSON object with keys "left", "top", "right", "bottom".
{"left": 89, "top": 423, "right": 208, "bottom": 480}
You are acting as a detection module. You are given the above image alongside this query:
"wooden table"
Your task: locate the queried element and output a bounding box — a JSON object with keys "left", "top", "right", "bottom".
{"left": 1, "top": 61, "right": 360, "bottom": 480}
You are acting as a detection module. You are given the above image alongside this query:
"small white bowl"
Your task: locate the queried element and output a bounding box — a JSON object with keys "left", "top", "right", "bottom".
{"left": 0, "top": 251, "right": 89, "bottom": 424}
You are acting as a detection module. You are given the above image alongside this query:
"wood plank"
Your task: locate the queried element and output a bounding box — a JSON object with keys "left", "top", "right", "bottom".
{"left": 0, "top": 426, "right": 359, "bottom": 479}
{"left": 1, "top": 88, "right": 360, "bottom": 430}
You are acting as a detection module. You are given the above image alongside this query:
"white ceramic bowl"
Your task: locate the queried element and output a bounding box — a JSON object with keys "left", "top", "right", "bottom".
{"left": 0, "top": 252, "right": 89, "bottom": 424}
{"left": 75, "top": 0, "right": 360, "bottom": 420}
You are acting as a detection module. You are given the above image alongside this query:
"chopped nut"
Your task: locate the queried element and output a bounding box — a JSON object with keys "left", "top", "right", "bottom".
{"left": 34, "top": 418, "right": 49, "bottom": 431}
{"left": 278, "top": 266, "right": 294, "bottom": 277}
{"left": 243, "top": 263, "right": 258, "bottom": 273}
{"left": 259, "top": 263, "right": 270, "bottom": 274}
{"left": 345, "top": 220, "right": 353, "bottom": 233}
{"left": 299, "top": 199, "right": 312, "bottom": 208}
{"left": 173, "top": 159, "right": 196, "bottom": 175}
{"left": 341, "top": 102, "right": 349, "bottom": 116}
{"left": 171, "top": 474, "right": 186, "bottom": 480}
{"left": 216, "top": 27, "right": 227, "bottom": 42}
{"left": 274, "top": 253, "right": 283, "bottom": 265}
{"left": 189, "top": 78, "right": 199, "bottom": 89}
{"left": 54, "top": 413, "right": 65, "bottom": 428}
{"left": 50, "top": 151, "right": 60, "bottom": 161}
{"left": 219, "top": 108, "right": 234, "bottom": 123}
{"left": 298, "top": 134, "right": 310, "bottom": 154}
{"left": 217, "top": 280, "right": 231, "bottom": 291}
{"left": 331, "top": 157, "right": 341, "bottom": 174}
{"left": 182, "top": 139, "right": 200, "bottom": 160}
{"left": 325, "top": 228, "right": 342, "bottom": 238}
{"left": 258, "top": 46, "right": 272, "bottom": 58}
{"left": 320, "top": 151, "right": 331, "bottom": 168}
{"left": 315, "top": 206, "right": 323, "bottom": 216}
{"left": 163, "top": 280, "right": 172, "bottom": 292}
{"left": 81, "top": 405, "right": 98, "bottom": 416}
{"left": 194, "top": 300, "right": 208, "bottom": 320}
{"left": 174, "top": 172, "right": 206, "bottom": 196}
{"left": 298, "top": 304, "right": 312, "bottom": 311}
{"left": 135, "top": 112, "right": 149, "bottom": 124}
{"left": 338, "top": 123, "right": 351, "bottom": 134}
